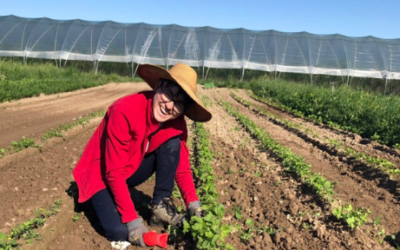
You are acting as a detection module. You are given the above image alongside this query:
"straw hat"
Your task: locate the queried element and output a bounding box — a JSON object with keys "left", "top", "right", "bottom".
{"left": 137, "top": 63, "right": 212, "bottom": 122}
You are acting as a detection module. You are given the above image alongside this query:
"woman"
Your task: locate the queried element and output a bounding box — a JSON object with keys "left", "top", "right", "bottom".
{"left": 73, "top": 63, "right": 211, "bottom": 246}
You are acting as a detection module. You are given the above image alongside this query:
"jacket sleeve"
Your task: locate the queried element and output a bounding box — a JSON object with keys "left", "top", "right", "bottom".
{"left": 105, "top": 108, "right": 138, "bottom": 223}
{"left": 175, "top": 138, "right": 199, "bottom": 206}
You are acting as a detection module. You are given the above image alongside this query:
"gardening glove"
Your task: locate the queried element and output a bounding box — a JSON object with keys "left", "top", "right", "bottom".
{"left": 188, "top": 201, "right": 205, "bottom": 217}
{"left": 127, "top": 218, "right": 149, "bottom": 247}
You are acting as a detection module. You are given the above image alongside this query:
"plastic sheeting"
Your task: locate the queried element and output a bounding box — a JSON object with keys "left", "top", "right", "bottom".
{"left": 1, "top": 15, "right": 400, "bottom": 80}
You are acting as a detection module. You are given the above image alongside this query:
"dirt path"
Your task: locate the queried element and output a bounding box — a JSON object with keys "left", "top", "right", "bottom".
{"left": 0, "top": 82, "right": 150, "bottom": 148}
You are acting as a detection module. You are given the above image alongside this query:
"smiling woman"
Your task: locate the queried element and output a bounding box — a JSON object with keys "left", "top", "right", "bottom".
{"left": 152, "top": 79, "right": 193, "bottom": 123}
{"left": 72, "top": 63, "right": 211, "bottom": 247}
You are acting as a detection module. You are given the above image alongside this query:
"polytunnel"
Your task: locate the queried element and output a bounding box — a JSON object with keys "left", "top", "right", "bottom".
{"left": 1, "top": 15, "right": 400, "bottom": 81}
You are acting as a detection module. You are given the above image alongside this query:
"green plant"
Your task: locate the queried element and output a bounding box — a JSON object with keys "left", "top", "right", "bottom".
{"left": 371, "top": 133, "right": 380, "bottom": 141}
{"left": 11, "top": 137, "right": 41, "bottom": 152}
{"left": 0, "top": 232, "right": 19, "bottom": 250}
{"left": 172, "top": 186, "right": 182, "bottom": 198}
{"left": 10, "top": 217, "right": 45, "bottom": 242}
{"left": 376, "top": 228, "right": 386, "bottom": 244}
{"left": 72, "top": 213, "right": 81, "bottom": 222}
{"left": 253, "top": 171, "right": 262, "bottom": 177}
{"left": 203, "top": 82, "right": 215, "bottom": 89}
{"left": 302, "top": 223, "right": 312, "bottom": 229}
{"left": 232, "top": 205, "right": 243, "bottom": 220}
{"left": 239, "top": 219, "right": 279, "bottom": 243}
{"left": 0, "top": 59, "right": 132, "bottom": 103}
{"left": 333, "top": 204, "right": 371, "bottom": 229}
{"left": 41, "top": 129, "right": 64, "bottom": 141}
{"left": 373, "top": 217, "right": 382, "bottom": 225}
{"left": 185, "top": 123, "right": 234, "bottom": 249}
{"left": 327, "top": 138, "right": 342, "bottom": 148}
{"left": 249, "top": 79, "right": 400, "bottom": 147}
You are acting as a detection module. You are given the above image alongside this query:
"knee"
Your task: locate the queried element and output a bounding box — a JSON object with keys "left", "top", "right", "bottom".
{"left": 159, "top": 136, "right": 180, "bottom": 155}
{"left": 104, "top": 225, "right": 128, "bottom": 241}
{"left": 157, "top": 136, "right": 180, "bottom": 165}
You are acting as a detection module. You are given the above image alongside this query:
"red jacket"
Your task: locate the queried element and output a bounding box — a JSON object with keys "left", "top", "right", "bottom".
{"left": 73, "top": 91, "right": 199, "bottom": 223}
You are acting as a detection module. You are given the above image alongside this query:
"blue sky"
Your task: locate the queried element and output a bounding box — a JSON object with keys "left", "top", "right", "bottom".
{"left": 1, "top": 0, "right": 399, "bottom": 39}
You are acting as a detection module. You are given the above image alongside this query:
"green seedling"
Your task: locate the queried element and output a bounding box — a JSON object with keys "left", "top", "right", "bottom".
{"left": 232, "top": 205, "right": 243, "bottom": 220}
{"left": 72, "top": 213, "right": 81, "bottom": 222}
{"left": 333, "top": 204, "right": 371, "bottom": 229}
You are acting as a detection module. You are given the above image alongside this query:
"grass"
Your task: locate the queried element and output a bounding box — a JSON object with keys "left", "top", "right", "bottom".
{"left": 0, "top": 59, "right": 133, "bottom": 103}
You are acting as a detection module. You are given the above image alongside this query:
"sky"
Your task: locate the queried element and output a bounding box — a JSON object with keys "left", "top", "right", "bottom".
{"left": 1, "top": 0, "right": 399, "bottom": 39}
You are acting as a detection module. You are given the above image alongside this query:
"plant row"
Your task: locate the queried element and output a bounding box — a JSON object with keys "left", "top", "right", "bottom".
{"left": 0, "top": 110, "right": 105, "bottom": 158}
{"left": 249, "top": 80, "right": 400, "bottom": 147}
{"left": 0, "top": 200, "right": 62, "bottom": 250}
{"left": 183, "top": 122, "right": 234, "bottom": 250}
{"left": 220, "top": 100, "right": 373, "bottom": 231}
{"left": 0, "top": 60, "right": 132, "bottom": 103}
{"left": 230, "top": 92, "right": 400, "bottom": 179}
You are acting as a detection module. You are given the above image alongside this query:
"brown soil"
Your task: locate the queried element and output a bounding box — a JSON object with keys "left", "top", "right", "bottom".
{"left": 0, "top": 83, "right": 399, "bottom": 250}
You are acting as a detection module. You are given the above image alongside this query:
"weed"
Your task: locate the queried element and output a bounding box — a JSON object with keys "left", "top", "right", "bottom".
{"left": 72, "top": 213, "right": 81, "bottom": 222}
{"left": 232, "top": 205, "right": 243, "bottom": 220}
{"left": 373, "top": 217, "right": 382, "bottom": 225}
{"left": 253, "top": 171, "right": 262, "bottom": 177}
{"left": 302, "top": 223, "right": 312, "bottom": 229}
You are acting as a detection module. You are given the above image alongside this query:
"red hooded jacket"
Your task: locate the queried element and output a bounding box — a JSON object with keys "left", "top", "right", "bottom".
{"left": 73, "top": 91, "right": 199, "bottom": 223}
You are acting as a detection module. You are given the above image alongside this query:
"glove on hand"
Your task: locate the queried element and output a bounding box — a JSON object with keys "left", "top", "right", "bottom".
{"left": 188, "top": 201, "right": 204, "bottom": 217}
{"left": 127, "top": 218, "right": 149, "bottom": 247}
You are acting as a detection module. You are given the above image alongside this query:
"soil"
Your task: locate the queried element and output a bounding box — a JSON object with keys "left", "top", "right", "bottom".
{"left": 0, "top": 83, "right": 399, "bottom": 250}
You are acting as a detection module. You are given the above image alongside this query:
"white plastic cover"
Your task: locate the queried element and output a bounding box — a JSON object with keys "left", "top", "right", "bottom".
{"left": 1, "top": 15, "right": 400, "bottom": 79}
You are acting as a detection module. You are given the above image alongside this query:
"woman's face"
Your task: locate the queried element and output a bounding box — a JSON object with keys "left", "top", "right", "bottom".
{"left": 152, "top": 80, "right": 187, "bottom": 123}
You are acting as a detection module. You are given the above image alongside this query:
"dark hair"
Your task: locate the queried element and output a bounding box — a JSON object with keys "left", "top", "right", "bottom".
{"left": 160, "top": 78, "right": 194, "bottom": 108}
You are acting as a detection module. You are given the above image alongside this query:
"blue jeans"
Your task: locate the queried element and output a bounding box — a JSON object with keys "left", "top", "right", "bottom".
{"left": 91, "top": 136, "right": 181, "bottom": 241}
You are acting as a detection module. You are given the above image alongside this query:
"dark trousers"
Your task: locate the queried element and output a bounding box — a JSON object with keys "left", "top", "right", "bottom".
{"left": 91, "top": 136, "right": 181, "bottom": 241}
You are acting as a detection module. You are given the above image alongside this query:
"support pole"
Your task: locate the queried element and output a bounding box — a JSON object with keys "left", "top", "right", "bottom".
{"left": 384, "top": 77, "right": 388, "bottom": 95}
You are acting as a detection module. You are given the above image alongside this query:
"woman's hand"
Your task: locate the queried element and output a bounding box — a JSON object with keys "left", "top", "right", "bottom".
{"left": 127, "top": 218, "right": 149, "bottom": 246}
{"left": 188, "top": 201, "right": 205, "bottom": 217}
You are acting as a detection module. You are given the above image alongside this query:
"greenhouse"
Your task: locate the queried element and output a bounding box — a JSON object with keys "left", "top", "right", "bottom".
{"left": 1, "top": 15, "right": 400, "bottom": 81}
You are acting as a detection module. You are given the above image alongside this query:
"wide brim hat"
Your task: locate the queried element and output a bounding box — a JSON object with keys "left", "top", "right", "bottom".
{"left": 137, "top": 63, "right": 212, "bottom": 122}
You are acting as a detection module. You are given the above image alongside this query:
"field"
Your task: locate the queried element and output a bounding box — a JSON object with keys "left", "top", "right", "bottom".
{"left": 0, "top": 82, "right": 400, "bottom": 250}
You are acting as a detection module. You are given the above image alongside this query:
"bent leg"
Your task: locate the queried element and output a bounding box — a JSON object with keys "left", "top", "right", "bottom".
{"left": 91, "top": 188, "right": 128, "bottom": 241}
{"left": 126, "top": 153, "right": 156, "bottom": 188}
{"left": 152, "top": 136, "right": 180, "bottom": 205}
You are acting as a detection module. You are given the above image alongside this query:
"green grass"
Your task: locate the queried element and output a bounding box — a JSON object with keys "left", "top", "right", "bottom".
{"left": 0, "top": 59, "right": 133, "bottom": 103}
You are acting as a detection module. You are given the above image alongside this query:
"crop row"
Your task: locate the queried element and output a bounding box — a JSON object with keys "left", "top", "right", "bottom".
{"left": 230, "top": 92, "right": 400, "bottom": 180}
{"left": 183, "top": 122, "right": 233, "bottom": 250}
{"left": 0, "top": 200, "right": 62, "bottom": 249}
{"left": 249, "top": 80, "right": 400, "bottom": 147}
{"left": 0, "top": 110, "right": 105, "bottom": 159}
{"left": 219, "top": 100, "right": 380, "bottom": 232}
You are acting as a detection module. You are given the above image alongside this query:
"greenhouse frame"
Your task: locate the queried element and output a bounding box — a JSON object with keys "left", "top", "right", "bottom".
{"left": 1, "top": 15, "right": 400, "bottom": 83}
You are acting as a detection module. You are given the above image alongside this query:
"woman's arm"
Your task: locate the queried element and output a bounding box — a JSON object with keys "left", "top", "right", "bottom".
{"left": 105, "top": 108, "right": 139, "bottom": 223}
{"left": 174, "top": 139, "right": 200, "bottom": 206}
